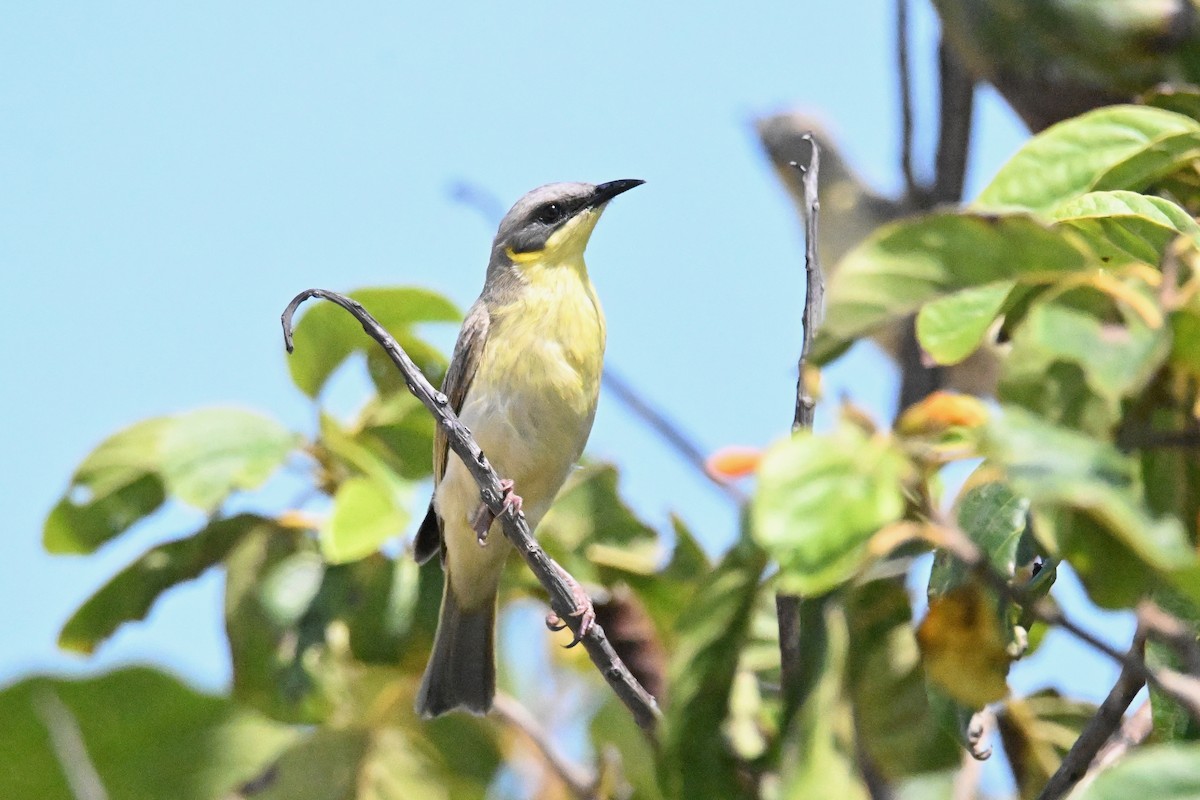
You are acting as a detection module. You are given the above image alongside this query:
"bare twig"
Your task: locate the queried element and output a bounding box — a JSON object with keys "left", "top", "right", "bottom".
{"left": 492, "top": 692, "right": 598, "bottom": 800}
{"left": 33, "top": 690, "right": 108, "bottom": 800}
{"left": 896, "top": 0, "right": 918, "bottom": 199}
{"left": 602, "top": 367, "right": 745, "bottom": 504}
{"left": 792, "top": 140, "right": 823, "bottom": 433}
{"left": 934, "top": 523, "right": 1200, "bottom": 724}
{"left": 778, "top": 139, "right": 825, "bottom": 712}
{"left": 1035, "top": 633, "right": 1147, "bottom": 800}
{"left": 282, "top": 289, "right": 661, "bottom": 732}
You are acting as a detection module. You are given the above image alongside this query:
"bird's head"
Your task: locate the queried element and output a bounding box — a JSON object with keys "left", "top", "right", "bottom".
{"left": 490, "top": 180, "right": 643, "bottom": 271}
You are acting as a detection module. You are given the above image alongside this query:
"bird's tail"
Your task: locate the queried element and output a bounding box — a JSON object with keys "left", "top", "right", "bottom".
{"left": 415, "top": 582, "right": 496, "bottom": 717}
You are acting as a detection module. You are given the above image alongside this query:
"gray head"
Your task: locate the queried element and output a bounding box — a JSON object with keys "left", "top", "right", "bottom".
{"left": 488, "top": 180, "right": 644, "bottom": 273}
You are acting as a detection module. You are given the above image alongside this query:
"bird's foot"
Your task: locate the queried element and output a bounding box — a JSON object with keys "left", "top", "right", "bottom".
{"left": 544, "top": 560, "right": 596, "bottom": 648}
{"left": 471, "top": 479, "right": 523, "bottom": 545}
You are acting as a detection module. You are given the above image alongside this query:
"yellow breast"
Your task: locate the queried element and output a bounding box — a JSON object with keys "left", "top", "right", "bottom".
{"left": 461, "top": 261, "right": 605, "bottom": 522}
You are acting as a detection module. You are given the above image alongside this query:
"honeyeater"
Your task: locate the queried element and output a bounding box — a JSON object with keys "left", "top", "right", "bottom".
{"left": 413, "top": 179, "right": 643, "bottom": 717}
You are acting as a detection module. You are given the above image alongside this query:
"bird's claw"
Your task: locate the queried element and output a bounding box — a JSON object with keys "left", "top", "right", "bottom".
{"left": 471, "top": 479, "right": 523, "bottom": 545}
{"left": 545, "top": 561, "right": 596, "bottom": 648}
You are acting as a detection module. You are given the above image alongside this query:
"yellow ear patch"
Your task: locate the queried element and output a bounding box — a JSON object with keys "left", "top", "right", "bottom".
{"left": 505, "top": 246, "right": 543, "bottom": 263}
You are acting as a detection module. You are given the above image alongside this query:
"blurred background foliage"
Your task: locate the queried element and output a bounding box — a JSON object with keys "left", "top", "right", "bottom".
{"left": 9, "top": 1, "right": 1200, "bottom": 799}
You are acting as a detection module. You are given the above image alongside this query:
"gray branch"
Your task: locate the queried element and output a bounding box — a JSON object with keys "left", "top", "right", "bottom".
{"left": 1035, "top": 633, "right": 1146, "bottom": 800}
{"left": 281, "top": 289, "right": 661, "bottom": 733}
{"left": 778, "top": 136, "right": 826, "bottom": 727}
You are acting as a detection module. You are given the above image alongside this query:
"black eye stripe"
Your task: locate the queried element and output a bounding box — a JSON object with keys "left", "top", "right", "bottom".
{"left": 534, "top": 202, "right": 566, "bottom": 225}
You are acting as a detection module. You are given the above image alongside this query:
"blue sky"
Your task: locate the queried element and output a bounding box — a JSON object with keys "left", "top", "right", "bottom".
{"left": 1, "top": 1, "right": 1135, "bottom": 786}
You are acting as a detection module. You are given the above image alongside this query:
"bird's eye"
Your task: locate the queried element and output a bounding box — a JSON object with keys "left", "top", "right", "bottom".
{"left": 535, "top": 202, "right": 565, "bottom": 225}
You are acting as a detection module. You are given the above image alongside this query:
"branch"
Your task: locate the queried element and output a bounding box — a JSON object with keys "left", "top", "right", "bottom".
{"left": 934, "top": 523, "right": 1200, "bottom": 724}
{"left": 281, "top": 289, "right": 662, "bottom": 732}
{"left": 1035, "top": 633, "right": 1147, "bottom": 800}
{"left": 792, "top": 138, "right": 823, "bottom": 433}
{"left": 779, "top": 135, "right": 826, "bottom": 726}
{"left": 896, "top": 0, "right": 918, "bottom": 199}
{"left": 931, "top": 40, "right": 975, "bottom": 205}
{"left": 492, "top": 692, "right": 598, "bottom": 800}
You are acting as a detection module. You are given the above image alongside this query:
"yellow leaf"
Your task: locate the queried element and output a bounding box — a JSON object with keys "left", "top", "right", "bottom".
{"left": 916, "top": 583, "right": 1011, "bottom": 707}
{"left": 897, "top": 391, "right": 989, "bottom": 436}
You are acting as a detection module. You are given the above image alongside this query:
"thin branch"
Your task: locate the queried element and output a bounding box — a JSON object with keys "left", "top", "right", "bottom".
{"left": 896, "top": 0, "right": 918, "bottom": 198}
{"left": 602, "top": 367, "right": 745, "bottom": 504}
{"left": 934, "top": 523, "right": 1200, "bottom": 724}
{"left": 778, "top": 137, "right": 828, "bottom": 740}
{"left": 492, "top": 692, "right": 598, "bottom": 800}
{"left": 792, "top": 139, "right": 823, "bottom": 432}
{"left": 1035, "top": 633, "right": 1147, "bottom": 800}
{"left": 931, "top": 40, "right": 975, "bottom": 204}
{"left": 281, "top": 289, "right": 661, "bottom": 732}
{"left": 33, "top": 690, "right": 108, "bottom": 800}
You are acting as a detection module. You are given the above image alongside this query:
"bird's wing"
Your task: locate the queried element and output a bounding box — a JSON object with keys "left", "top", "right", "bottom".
{"left": 414, "top": 300, "right": 490, "bottom": 564}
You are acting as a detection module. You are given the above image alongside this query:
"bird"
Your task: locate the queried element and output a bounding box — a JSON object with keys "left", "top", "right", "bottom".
{"left": 412, "top": 178, "right": 644, "bottom": 718}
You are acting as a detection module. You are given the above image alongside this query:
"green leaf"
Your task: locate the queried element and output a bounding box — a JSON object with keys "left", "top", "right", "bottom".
{"left": 752, "top": 424, "right": 909, "bottom": 595}
{"left": 343, "top": 554, "right": 423, "bottom": 665}
{"left": 58, "top": 514, "right": 264, "bottom": 654}
{"left": 44, "top": 409, "right": 296, "bottom": 552}
{"left": 321, "top": 475, "right": 410, "bottom": 564}
{"left": 846, "top": 579, "right": 961, "bottom": 779}
{"left": 358, "top": 391, "right": 438, "bottom": 481}
{"left": 0, "top": 667, "right": 295, "bottom": 800}
{"left": 813, "top": 214, "right": 1093, "bottom": 363}
{"left": 930, "top": 479, "right": 1029, "bottom": 597}
{"left": 1048, "top": 190, "right": 1200, "bottom": 265}
{"left": 780, "top": 603, "right": 870, "bottom": 800}
{"left": 224, "top": 527, "right": 332, "bottom": 723}
{"left": 916, "top": 282, "right": 1012, "bottom": 365}
{"left": 44, "top": 418, "right": 171, "bottom": 553}
{"left": 243, "top": 723, "right": 495, "bottom": 800}
{"left": 1073, "top": 743, "right": 1200, "bottom": 799}
{"left": 1011, "top": 302, "right": 1170, "bottom": 405}
{"left": 661, "top": 535, "right": 767, "bottom": 800}
{"left": 537, "top": 463, "right": 659, "bottom": 586}
{"left": 982, "top": 407, "right": 1195, "bottom": 605}
{"left": 158, "top": 408, "right": 298, "bottom": 511}
{"left": 592, "top": 695, "right": 666, "bottom": 800}
{"left": 1170, "top": 308, "right": 1200, "bottom": 376}
{"left": 975, "top": 106, "right": 1200, "bottom": 213}
{"left": 286, "top": 287, "right": 459, "bottom": 398}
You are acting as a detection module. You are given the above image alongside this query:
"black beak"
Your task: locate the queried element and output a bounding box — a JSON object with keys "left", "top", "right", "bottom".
{"left": 588, "top": 178, "right": 645, "bottom": 208}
